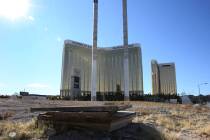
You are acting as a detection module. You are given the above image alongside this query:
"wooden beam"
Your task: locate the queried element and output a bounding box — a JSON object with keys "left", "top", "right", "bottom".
{"left": 37, "top": 111, "right": 135, "bottom": 132}
{"left": 31, "top": 104, "right": 132, "bottom": 113}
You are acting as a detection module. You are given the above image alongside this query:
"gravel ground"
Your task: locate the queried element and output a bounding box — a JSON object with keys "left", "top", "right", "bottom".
{"left": 0, "top": 98, "right": 210, "bottom": 140}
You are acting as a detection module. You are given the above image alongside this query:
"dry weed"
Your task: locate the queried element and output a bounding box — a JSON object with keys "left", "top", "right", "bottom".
{"left": 161, "top": 130, "right": 180, "bottom": 140}
{"left": 197, "top": 124, "right": 210, "bottom": 136}
{"left": 0, "top": 119, "right": 44, "bottom": 140}
{"left": 131, "top": 101, "right": 210, "bottom": 139}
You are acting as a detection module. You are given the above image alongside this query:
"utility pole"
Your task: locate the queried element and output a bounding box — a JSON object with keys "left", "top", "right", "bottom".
{"left": 91, "top": 0, "right": 98, "bottom": 101}
{"left": 123, "top": 0, "right": 129, "bottom": 100}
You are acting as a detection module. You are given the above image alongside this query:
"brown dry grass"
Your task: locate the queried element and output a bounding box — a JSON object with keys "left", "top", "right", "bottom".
{"left": 197, "top": 125, "right": 210, "bottom": 137}
{"left": 0, "top": 119, "right": 44, "bottom": 140}
{"left": 131, "top": 101, "right": 210, "bottom": 140}
{"left": 0, "top": 99, "right": 209, "bottom": 139}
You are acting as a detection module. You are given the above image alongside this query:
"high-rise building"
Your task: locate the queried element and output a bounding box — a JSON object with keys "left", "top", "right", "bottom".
{"left": 151, "top": 60, "right": 160, "bottom": 95}
{"left": 60, "top": 40, "right": 144, "bottom": 99}
{"left": 151, "top": 60, "right": 177, "bottom": 95}
{"left": 60, "top": 0, "right": 144, "bottom": 100}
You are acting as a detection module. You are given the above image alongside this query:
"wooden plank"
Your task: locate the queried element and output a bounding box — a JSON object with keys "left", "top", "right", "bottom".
{"left": 110, "top": 111, "right": 136, "bottom": 132}
{"left": 31, "top": 104, "right": 132, "bottom": 113}
{"left": 38, "top": 111, "right": 135, "bottom": 123}
{"left": 38, "top": 115, "right": 134, "bottom": 132}
{"left": 37, "top": 111, "right": 135, "bottom": 132}
{"left": 38, "top": 111, "right": 111, "bottom": 123}
{"left": 112, "top": 111, "right": 136, "bottom": 121}
{"left": 38, "top": 120, "right": 111, "bottom": 131}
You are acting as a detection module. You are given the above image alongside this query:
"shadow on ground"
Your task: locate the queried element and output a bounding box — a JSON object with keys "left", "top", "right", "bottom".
{"left": 49, "top": 123, "right": 163, "bottom": 140}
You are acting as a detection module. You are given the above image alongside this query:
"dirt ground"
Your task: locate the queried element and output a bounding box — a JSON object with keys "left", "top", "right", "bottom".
{"left": 0, "top": 98, "right": 210, "bottom": 140}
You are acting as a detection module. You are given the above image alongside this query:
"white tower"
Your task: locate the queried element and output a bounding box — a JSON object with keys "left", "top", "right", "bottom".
{"left": 123, "top": 0, "right": 129, "bottom": 100}
{"left": 91, "top": 0, "right": 98, "bottom": 101}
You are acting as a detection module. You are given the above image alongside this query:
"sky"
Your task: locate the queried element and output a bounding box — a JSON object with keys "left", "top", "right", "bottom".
{"left": 0, "top": 0, "right": 210, "bottom": 95}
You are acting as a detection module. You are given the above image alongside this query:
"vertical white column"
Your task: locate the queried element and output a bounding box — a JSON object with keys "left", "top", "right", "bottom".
{"left": 123, "top": 0, "right": 129, "bottom": 100}
{"left": 91, "top": 0, "right": 98, "bottom": 101}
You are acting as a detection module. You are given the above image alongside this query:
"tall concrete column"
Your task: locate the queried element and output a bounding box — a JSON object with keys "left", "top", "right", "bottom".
{"left": 91, "top": 0, "right": 98, "bottom": 101}
{"left": 123, "top": 0, "right": 129, "bottom": 100}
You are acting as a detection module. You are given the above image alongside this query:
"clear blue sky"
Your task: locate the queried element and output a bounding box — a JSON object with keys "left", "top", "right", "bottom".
{"left": 0, "top": 0, "right": 209, "bottom": 95}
